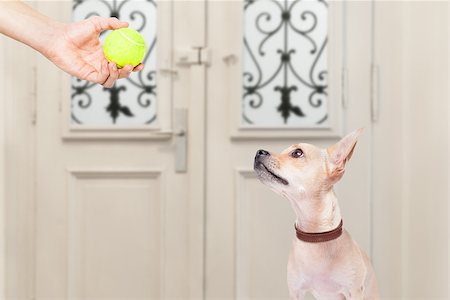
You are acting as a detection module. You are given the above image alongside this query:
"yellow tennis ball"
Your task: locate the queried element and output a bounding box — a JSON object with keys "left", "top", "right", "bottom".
{"left": 103, "top": 28, "right": 146, "bottom": 68}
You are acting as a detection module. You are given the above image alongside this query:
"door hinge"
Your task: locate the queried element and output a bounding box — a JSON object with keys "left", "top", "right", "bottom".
{"left": 175, "top": 47, "right": 210, "bottom": 66}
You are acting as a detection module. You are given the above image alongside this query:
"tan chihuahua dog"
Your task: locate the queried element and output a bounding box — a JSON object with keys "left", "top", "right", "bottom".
{"left": 254, "top": 129, "right": 379, "bottom": 300}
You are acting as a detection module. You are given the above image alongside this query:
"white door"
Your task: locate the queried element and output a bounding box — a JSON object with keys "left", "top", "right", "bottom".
{"left": 205, "top": 1, "right": 374, "bottom": 299}
{"left": 32, "top": 1, "right": 206, "bottom": 299}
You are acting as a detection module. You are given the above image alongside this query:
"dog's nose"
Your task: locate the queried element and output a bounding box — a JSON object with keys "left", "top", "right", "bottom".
{"left": 256, "top": 149, "right": 270, "bottom": 157}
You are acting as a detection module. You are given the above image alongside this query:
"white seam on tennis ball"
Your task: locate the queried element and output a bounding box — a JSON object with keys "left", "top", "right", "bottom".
{"left": 118, "top": 30, "right": 145, "bottom": 47}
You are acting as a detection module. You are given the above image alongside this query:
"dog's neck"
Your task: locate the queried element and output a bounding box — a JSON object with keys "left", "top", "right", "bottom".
{"left": 285, "top": 188, "right": 342, "bottom": 233}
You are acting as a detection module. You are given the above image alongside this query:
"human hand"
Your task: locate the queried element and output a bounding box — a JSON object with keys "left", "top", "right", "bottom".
{"left": 44, "top": 16, "right": 144, "bottom": 88}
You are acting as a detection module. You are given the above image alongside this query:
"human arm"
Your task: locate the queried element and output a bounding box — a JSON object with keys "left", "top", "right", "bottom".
{"left": 0, "top": 1, "right": 144, "bottom": 88}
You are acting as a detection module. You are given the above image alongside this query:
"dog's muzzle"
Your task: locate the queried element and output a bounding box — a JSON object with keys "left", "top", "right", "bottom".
{"left": 254, "top": 149, "right": 270, "bottom": 170}
{"left": 254, "top": 150, "right": 289, "bottom": 185}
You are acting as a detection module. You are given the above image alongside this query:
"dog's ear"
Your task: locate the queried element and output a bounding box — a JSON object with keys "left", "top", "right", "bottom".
{"left": 326, "top": 128, "right": 364, "bottom": 182}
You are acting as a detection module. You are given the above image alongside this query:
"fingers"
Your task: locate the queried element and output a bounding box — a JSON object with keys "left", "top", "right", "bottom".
{"left": 102, "top": 62, "right": 120, "bottom": 88}
{"left": 89, "top": 16, "right": 128, "bottom": 32}
{"left": 133, "top": 63, "right": 145, "bottom": 72}
{"left": 118, "top": 64, "right": 133, "bottom": 79}
{"left": 95, "top": 59, "right": 109, "bottom": 86}
{"left": 117, "top": 64, "right": 145, "bottom": 79}
{"left": 90, "top": 62, "right": 144, "bottom": 88}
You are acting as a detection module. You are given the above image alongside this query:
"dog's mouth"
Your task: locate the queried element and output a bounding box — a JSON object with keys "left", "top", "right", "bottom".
{"left": 254, "top": 162, "right": 289, "bottom": 186}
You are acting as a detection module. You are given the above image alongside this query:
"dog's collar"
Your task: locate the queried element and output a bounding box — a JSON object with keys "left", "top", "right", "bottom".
{"left": 295, "top": 220, "right": 344, "bottom": 243}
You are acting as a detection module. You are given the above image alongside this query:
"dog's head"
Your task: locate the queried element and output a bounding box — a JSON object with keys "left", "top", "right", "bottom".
{"left": 254, "top": 129, "right": 363, "bottom": 200}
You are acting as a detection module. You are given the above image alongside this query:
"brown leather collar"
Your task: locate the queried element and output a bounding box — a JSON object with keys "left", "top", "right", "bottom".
{"left": 295, "top": 220, "right": 344, "bottom": 243}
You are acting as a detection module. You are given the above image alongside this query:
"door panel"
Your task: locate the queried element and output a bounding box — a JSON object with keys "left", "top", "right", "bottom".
{"left": 66, "top": 170, "right": 163, "bottom": 299}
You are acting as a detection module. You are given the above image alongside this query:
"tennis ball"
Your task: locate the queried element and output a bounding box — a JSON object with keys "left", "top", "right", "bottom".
{"left": 103, "top": 28, "right": 146, "bottom": 68}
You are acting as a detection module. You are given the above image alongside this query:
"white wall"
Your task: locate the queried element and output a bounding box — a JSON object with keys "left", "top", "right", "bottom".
{"left": 374, "top": 1, "right": 448, "bottom": 299}
{"left": 401, "top": 2, "right": 448, "bottom": 299}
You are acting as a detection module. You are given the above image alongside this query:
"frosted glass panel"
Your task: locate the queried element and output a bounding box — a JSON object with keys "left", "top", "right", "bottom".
{"left": 71, "top": 0, "right": 157, "bottom": 125}
{"left": 243, "top": 0, "right": 328, "bottom": 128}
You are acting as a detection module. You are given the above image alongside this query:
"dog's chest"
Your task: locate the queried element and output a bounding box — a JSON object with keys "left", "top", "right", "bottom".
{"left": 294, "top": 264, "right": 346, "bottom": 293}
{"left": 288, "top": 267, "right": 349, "bottom": 299}
{"left": 288, "top": 239, "right": 354, "bottom": 296}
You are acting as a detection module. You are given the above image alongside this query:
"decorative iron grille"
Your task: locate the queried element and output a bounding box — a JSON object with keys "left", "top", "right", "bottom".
{"left": 243, "top": 0, "right": 328, "bottom": 127}
{"left": 71, "top": 0, "right": 157, "bottom": 125}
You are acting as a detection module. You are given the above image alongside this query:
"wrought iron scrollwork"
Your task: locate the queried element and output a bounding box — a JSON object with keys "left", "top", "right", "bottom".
{"left": 71, "top": 0, "right": 157, "bottom": 125}
{"left": 243, "top": 0, "right": 328, "bottom": 125}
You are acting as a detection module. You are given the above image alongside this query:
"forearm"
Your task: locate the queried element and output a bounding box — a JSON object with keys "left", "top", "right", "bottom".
{"left": 0, "top": 0, "right": 63, "bottom": 56}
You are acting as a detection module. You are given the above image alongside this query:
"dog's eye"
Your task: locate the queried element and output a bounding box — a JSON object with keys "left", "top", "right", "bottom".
{"left": 290, "top": 149, "right": 304, "bottom": 158}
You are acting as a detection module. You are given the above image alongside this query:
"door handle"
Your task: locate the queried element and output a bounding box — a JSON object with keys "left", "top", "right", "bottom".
{"left": 174, "top": 108, "right": 188, "bottom": 173}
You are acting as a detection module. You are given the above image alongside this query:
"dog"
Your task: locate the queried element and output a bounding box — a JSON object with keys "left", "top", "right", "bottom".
{"left": 253, "top": 129, "right": 379, "bottom": 300}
